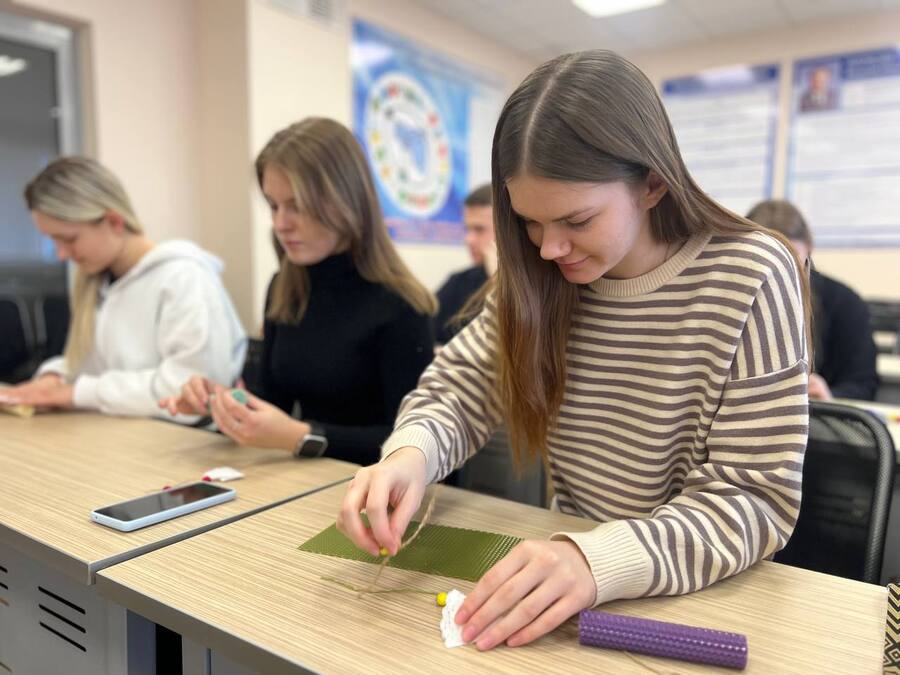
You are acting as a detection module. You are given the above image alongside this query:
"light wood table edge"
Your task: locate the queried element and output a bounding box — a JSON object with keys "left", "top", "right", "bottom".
{"left": 96, "top": 572, "right": 311, "bottom": 675}
{"left": 2, "top": 477, "right": 351, "bottom": 587}
{"left": 0, "top": 522, "right": 91, "bottom": 584}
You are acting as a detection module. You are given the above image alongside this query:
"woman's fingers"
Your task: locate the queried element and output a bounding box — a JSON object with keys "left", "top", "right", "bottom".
{"left": 338, "top": 470, "right": 381, "bottom": 555}
{"left": 217, "top": 387, "right": 249, "bottom": 424}
{"left": 458, "top": 549, "right": 533, "bottom": 642}
{"left": 182, "top": 382, "right": 207, "bottom": 414}
{"left": 364, "top": 474, "right": 397, "bottom": 554}
{"left": 505, "top": 595, "right": 581, "bottom": 648}
{"left": 388, "top": 483, "right": 423, "bottom": 544}
{"left": 471, "top": 579, "right": 562, "bottom": 650}
{"left": 456, "top": 544, "right": 529, "bottom": 626}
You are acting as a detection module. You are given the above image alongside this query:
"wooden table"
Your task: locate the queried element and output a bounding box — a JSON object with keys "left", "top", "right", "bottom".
{"left": 97, "top": 484, "right": 888, "bottom": 674}
{"left": 0, "top": 412, "right": 355, "bottom": 675}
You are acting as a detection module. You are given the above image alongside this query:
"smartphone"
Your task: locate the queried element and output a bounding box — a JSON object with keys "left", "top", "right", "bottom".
{"left": 91, "top": 482, "right": 236, "bottom": 532}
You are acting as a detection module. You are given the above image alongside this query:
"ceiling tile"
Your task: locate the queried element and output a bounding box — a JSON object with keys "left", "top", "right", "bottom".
{"left": 779, "top": 0, "right": 881, "bottom": 23}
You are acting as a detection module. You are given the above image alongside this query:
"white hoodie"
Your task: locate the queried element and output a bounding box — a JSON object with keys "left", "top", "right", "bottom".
{"left": 37, "top": 240, "right": 247, "bottom": 421}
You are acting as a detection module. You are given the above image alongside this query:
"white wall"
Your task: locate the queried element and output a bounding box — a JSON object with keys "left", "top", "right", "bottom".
{"left": 8, "top": 0, "right": 200, "bottom": 244}
{"left": 6, "top": 0, "right": 535, "bottom": 330}
{"left": 196, "top": 0, "right": 255, "bottom": 330}
{"left": 246, "top": 0, "right": 353, "bottom": 330}
{"left": 630, "top": 11, "right": 900, "bottom": 300}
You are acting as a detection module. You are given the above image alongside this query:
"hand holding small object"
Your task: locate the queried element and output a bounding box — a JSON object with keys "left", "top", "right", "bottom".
{"left": 158, "top": 374, "right": 217, "bottom": 416}
{"left": 0, "top": 374, "right": 73, "bottom": 409}
{"left": 337, "top": 447, "right": 427, "bottom": 557}
{"left": 209, "top": 386, "right": 310, "bottom": 451}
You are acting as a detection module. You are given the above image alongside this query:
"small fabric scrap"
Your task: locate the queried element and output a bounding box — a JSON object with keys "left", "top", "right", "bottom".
{"left": 440, "top": 589, "right": 467, "bottom": 648}
{"left": 203, "top": 466, "right": 244, "bottom": 482}
{"left": 0, "top": 402, "right": 35, "bottom": 418}
{"left": 0, "top": 387, "right": 36, "bottom": 418}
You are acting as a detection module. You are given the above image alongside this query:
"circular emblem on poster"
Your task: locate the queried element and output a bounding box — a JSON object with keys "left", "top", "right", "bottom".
{"left": 364, "top": 72, "right": 452, "bottom": 218}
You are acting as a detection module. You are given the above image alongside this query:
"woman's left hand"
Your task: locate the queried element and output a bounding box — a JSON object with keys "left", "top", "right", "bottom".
{"left": 0, "top": 378, "right": 74, "bottom": 409}
{"left": 208, "top": 386, "right": 308, "bottom": 451}
{"left": 455, "top": 539, "right": 596, "bottom": 650}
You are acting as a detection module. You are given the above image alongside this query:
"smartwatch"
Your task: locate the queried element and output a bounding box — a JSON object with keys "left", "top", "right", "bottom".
{"left": 293, "top": 423, "right": 328, "bottom": 458}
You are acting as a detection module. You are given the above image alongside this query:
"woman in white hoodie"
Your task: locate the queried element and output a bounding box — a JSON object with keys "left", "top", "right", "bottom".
{"left": 0, "top": 157, "right": 246, "bottom": 421}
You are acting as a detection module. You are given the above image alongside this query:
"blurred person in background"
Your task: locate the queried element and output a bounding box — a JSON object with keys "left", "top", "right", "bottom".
{"left": 433, "top": 184, "right": 496, "bottom": 343}
{"left": 747, "top": 198, "right": 877, "bottom": 400}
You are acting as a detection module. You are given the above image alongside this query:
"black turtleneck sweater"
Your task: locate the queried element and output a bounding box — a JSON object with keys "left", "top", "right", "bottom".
{"left": 811, "top": 269, "right": 879, "bottom": 400}
{"left": 254, "top": 253, "right": 434, "bottom": 465}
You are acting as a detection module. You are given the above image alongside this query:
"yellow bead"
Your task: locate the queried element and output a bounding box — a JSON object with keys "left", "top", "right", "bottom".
{"left": 436, "top": 592, "right": 447, "bottom": 607}
{"left": 379, "top": 546, "right": 389, "bottom": 557}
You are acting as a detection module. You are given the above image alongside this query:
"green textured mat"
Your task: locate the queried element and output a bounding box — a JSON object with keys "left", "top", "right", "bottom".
{"left": 298, "top": 520, "right": 522, "bottom": 582}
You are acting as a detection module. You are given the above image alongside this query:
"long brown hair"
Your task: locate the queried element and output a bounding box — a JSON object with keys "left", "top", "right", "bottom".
{"left": 24, "top": 157, "right": 143, "bottom": 374}
{"left": 492, "top": 50, "right": 813, "bottom": 465}
{"left": 256, "top": 118, "right": 436, "bottom": 322}
{"left": 746, "top": 199, "right": 813, "bottom": 248}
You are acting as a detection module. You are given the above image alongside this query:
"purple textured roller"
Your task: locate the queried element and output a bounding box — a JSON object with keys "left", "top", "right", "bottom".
{"left": 579, "top": 610, "right": 748, "bottom": 670}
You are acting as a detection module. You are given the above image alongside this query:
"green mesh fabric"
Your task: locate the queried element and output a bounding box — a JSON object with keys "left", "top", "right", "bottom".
{"left": 298, "top": 520, "right": 522, "bottom": 582}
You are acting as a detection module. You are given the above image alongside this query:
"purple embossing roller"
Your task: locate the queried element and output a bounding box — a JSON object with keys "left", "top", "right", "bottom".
{"left": 579, "top": 610, "right": 748, "bottom": 670}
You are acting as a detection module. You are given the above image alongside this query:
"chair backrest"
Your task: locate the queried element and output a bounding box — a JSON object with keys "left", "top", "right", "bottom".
{"left": 868, "top": 300, "right": 900, "bottom": 335}
{"left": 0, "top": 296, "right": 33, "bottom": 381}
{"left": 775, "top": 401, "right": 895, "bottom": 583}
{"left": 0, "top": 263, "right": 69, "bottom": 381}
{"left": 35, "top": 294, "right": 70, "bottom": 358}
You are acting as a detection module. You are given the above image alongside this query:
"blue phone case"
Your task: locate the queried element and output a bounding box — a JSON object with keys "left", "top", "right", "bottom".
{"left": 91, "top": 484, "right": 236, "bottom": 532}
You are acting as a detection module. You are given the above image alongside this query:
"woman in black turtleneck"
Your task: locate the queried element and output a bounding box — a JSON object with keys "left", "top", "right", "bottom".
{"left": 161, "top": 118, "right": 437, "bottom": 465}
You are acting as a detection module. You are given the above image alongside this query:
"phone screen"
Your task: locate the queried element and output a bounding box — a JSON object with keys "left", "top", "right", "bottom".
{"left": 94, "top": 482, "right": 231, "bottom": 522}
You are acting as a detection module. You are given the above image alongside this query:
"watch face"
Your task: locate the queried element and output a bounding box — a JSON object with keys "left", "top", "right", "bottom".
{"left": 300, "top": 435, "right": 328, "bottom": 457}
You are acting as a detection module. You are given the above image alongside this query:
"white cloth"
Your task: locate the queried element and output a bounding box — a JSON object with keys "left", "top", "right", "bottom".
{"left": 37, "top": 240, "right": 246, "bottom": 421}
{"left": 439, "top": 589, "right": 467, "bottom": 648}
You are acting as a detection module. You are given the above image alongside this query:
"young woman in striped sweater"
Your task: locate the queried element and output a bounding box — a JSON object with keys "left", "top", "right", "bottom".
{"left": 338, "top": 50, "right": 811, "bottom": 650}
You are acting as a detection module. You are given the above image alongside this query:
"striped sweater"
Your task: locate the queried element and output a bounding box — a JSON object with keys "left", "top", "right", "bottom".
{"left": 382, "top": 230, "right": 808, "bottom": 605}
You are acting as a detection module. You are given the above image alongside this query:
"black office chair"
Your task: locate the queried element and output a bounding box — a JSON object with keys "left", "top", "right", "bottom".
{"left": 868, "top": 299, "right": 900, "bottom": 355}
{"left": 775, "top": 401, "right": 895, "bottom": 583}
{"left": 0, "top": 296, "right": 37, "bottom": 383}
{"left": 35, "top": 294, "right": 70, "bottom": 359}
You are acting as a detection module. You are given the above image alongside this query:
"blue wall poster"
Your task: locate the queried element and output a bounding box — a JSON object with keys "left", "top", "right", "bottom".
{"left": 787, "top": 47, "right": 900, "bottom": 247}
{"left": 352, "top": 19, "right": 500, "bottom": 244}
{"left": 662, "top": 64, "right": 780, "bottom": 218}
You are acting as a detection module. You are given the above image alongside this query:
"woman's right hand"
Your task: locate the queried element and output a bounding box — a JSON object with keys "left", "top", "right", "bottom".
{"left": 337, "top": 447, "right": 427, "bottom": 557}
{"left": 158, "top": 375, "right": 216, "bottom": 416}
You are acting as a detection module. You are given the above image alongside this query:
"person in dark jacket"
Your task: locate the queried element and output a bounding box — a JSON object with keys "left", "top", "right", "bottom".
{"left": 434, "top": 184, "right": 495, "bottom": 343}
{"left": 747, "top": 199, "right": 878, "bottom": 400}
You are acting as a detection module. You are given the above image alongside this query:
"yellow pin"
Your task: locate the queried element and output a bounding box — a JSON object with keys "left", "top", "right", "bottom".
{"left": 436, "top": 592, "right": 448, "bottom": 607}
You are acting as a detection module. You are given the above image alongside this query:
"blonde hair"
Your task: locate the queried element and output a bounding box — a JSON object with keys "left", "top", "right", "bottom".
{"left": 24, "top": 157, "right": 143, "bottom": 374}
{"left": 256, "top": 118, "right": 437, "bottom": 323}
{"left": 492, "top": 50, "right": 813, "bottom": 465}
